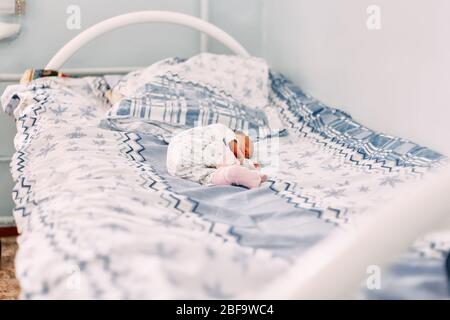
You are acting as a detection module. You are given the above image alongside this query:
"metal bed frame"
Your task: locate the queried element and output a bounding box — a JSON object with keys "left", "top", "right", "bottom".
{"left": 17, "top": 10, "right": 450, "bottom": 299}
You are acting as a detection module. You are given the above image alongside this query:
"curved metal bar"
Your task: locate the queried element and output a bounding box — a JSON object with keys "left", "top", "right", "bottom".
{"left": 46, "top": 10, "right": 249, "bottom": 70}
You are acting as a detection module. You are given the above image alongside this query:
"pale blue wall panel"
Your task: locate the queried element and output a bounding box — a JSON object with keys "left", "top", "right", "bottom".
{"left": 0, "top": 83, "right": 16, "bottom": 156}
{"left": 0, "top": 160, "right": 14, "bottom": 217}
{"left": 0, "top": 0, "right": 200, "bottom": 71}
{"left": 0, "top": 82, "right": 16, "bottom": 217}
{"left": 0, "top": 0, "right": 263, "bottom": 72}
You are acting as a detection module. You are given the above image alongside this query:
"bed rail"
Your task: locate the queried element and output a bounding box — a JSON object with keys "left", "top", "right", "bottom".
{"left": 46, "top": 10, "right": 249, "bottom": 70}
{"left": 0, "top": 67, "right": 144, "bottom": 82}
{"left": 253, "top": 165, "right": 450, "bottom": 299}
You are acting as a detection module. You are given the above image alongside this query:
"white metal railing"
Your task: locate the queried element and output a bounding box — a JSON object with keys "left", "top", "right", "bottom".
{"left": 252, "top": 166, "right": 450, "bottom": 299}
{"left": 0, "top": 66, "right": 143, "bottom": 82}
{"left": 46, "top": 10, "right": 248, "bottom": 70}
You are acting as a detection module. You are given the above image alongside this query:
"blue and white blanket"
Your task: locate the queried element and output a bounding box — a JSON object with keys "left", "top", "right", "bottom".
{"left": 1, "top": 53, "right": 448, "bottom": 299}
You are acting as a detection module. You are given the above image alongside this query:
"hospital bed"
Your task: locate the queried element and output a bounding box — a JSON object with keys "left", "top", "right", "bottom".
{"left": 2, "top": 11, "right": 450, "bottom": 299}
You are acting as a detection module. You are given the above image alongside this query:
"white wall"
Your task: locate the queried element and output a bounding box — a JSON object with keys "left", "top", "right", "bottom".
{"left": 262, "top": 0, "right": 450, "bottom": 155}
{"left": 209, "top": 0, "right": 263, "bottom": 55}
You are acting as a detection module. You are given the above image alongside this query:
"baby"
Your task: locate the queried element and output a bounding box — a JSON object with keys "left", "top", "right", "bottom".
{"left": 167, "top": 124, "right": 266, "bottom": 189}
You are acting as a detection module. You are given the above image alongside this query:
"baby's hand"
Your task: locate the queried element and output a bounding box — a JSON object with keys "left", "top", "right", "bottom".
{"left": 253, "top": 162, "right": 261, "bottom": 169}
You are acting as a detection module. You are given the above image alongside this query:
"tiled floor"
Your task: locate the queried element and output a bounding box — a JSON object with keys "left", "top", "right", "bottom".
{"left": 0, "top": 237, "right": 19, "bottom": 299}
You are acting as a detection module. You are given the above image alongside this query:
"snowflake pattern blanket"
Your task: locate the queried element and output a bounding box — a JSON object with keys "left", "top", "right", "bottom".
{"left": 1, "top": 54, "right": 448, "bottom": 299}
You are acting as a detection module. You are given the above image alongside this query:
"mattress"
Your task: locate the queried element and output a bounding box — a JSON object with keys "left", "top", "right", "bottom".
{"left": 1, "top": 54, "right": 448, "bottom": 299}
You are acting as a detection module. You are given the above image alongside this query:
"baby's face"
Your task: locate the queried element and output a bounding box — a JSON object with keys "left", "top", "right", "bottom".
{"left": 235, "top": 133, "right": 254, "bottom": 159}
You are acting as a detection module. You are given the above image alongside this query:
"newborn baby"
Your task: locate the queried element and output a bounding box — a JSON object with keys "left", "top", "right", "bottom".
{"left": 167, "top": 124, "right": 266, "bottom": 188}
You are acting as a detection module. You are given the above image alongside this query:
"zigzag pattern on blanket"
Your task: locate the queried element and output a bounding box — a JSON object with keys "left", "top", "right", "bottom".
{"left": 269, "top": 71, "right": 445, "bottom": 169}
{"left": 10, "top": 95, "right": 48, "bottom": 229}
{"left": 117, "top": 131, "right": 242, "bottom": 243}
{"left": 8, "top": 77, "right": 113, "bottom": 231}
{"left": 267, "top": 179, "right": 348, "bottom": 225}
{"left": 4, "top": 59, "right": 450, "bottom": 298}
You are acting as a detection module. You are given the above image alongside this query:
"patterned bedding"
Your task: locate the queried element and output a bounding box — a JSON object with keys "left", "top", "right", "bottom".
{"left": 1, "top": 54, "right": 449, "bottom": 299}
